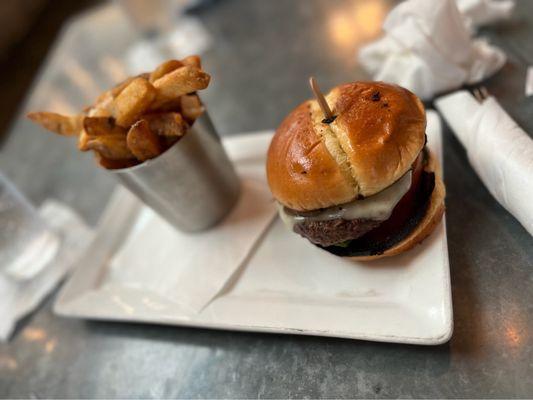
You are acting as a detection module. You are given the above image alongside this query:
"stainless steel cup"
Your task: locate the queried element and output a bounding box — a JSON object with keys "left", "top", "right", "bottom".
{"left": 112, "top": 113, "right": 240, "bottom": 232}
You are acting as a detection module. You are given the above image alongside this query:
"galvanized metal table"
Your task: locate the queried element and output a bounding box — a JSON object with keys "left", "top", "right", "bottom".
{"left": 0, "top": 0, "right": 532, "bottom": 397}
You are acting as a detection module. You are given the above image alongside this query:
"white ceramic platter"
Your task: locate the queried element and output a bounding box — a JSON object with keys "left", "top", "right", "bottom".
{"left": 55, "top": 111, "right": 452, "bottom": 345}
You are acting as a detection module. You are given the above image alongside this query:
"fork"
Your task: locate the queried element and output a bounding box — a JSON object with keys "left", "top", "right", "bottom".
{"left": 472, "top": 86, "right": 490, "bottom": 103}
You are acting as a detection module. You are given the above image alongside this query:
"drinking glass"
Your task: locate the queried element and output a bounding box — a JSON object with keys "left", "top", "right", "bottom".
{"left": 0, "top": 172, "right": 60, "bottom": 280}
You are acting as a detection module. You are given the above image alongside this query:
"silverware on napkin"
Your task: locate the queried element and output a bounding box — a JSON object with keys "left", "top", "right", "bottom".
{"left": 435, "top": 88, "right": 533, "bottom": 236}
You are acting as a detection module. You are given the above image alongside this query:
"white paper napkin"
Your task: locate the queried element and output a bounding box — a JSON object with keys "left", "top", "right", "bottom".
{"left": 358, "top": 0, "right": 506, "bottom": 100}
{"left": 0, "top": 200, "right": 92, "bottom": 341}
{"left": 456, "top": 0, "right": 515, "bottom": 28}
{"left": 435, "top": 91, "right": 533, "bottom": 236}
{"left": 105, "top": 133, "right": 277, "bottom": 314}
{"left": 526, "top": 66, "right": 533, "bottom": 97}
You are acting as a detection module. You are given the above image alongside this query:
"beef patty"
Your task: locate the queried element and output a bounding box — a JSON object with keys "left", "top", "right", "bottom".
{"left": 326, "top": 171, "right": 435, "bottom": 257}
{"left": 289, "top": 149, "right": 430, "bottom": 249}
{"left": 291, "top": 170, "right": 435, "bottom": 254}
{"left": 294, "top": 218, "right": 381, "bottom": 247}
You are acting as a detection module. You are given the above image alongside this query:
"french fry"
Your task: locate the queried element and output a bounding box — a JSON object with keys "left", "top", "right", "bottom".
{"left": 87, "top": 107, "right": 112, "bottom": 118}
{"left": 110, "top": 77, "right": 135, "bottom": 98}
{"left": 181, "top": 55, "right": 201, "bottom": 69}
{"left": 126, "top": 119, "right": 162, "bottom": 161}
{"left": 110, "top": 73, "right": 150, "bottom": 98}
{"left": 28, "top": 56, "right": 211, "bottom": 170}
{"left": 148, "top": 58, "right": 199, "bottom": 84}
{"left": 94, "top": 152, "right": 138, "bottom": 169}
{"left": 180, "top": 94, "right": 204, "bottom": 122}
{"left": 88, "top": 105, "right": 113, "bottom": 118}
{"left": 113, "top": 77, "right": 156, "bottom": 127}
{"left": 95, "top": 89, "right": 112, "bottom": 105}
{"left": 156, "top": 136, "right": 180, "bottom": 152}
{"left": 143, "top": 112, "right": 188, "bottom": 137}
{"left": 153, "top": 66, "right": 210, "bottom": 106}
{"left": 78, "top": 129, "right": 90, "bottom": 151}
{"left": 27, "top": 112, "right": 82, "bottom": 136}
{"left": 90, "top": 91, "right": 114, "bottom": 117}
{"left": 91, "top": 73, "right": 152, "bottom": 119}
{"left": 149, "top": 60, "right": 184, "bottom": 83}
{"left": 85, "top": 134, "right": 134, "bottom": 159}
{"left": 147, "top": 97, "right": 183, "bottom": 113}
{"left": 83, "top": 116, "right": 127, "bottom": 137}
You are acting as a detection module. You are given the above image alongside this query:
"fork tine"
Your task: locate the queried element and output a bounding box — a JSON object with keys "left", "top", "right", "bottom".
{"left": 473, "top": 88, "right": 483, "bottom": 103}
{"left": 473, "top": 86, "right": 490, "bottom": 103}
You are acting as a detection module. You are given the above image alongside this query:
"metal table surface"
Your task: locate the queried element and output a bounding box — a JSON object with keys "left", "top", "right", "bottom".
{"left": 1, "top": 0, "right": 532, "bottom": 398}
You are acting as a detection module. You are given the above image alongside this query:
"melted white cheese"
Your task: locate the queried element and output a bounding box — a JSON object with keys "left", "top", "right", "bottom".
{"left": 279, "top": 171, "right": 412, "bottom": 229}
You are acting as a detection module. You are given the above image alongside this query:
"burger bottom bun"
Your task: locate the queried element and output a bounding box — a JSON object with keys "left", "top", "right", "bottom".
{"left": 348, "top": 150, "right": 445, "bottom": 261}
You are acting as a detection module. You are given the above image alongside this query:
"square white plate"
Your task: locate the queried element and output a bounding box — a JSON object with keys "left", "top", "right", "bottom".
{"left": 55, "top": 111, "right": 452, "bottom": 345}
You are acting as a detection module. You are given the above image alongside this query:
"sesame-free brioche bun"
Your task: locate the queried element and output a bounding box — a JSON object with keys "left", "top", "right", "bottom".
{"left": 267, "top": 81, "right": 426, "bottom": 211}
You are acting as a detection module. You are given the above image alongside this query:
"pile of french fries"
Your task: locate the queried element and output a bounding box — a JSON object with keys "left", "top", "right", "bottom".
{"left": 28, "top": 55, "right": 210, "bottom": 169}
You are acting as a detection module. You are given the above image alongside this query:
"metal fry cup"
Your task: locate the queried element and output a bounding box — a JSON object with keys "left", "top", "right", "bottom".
{"left": 112, "top": 113, "right": 240, "bottom": 232}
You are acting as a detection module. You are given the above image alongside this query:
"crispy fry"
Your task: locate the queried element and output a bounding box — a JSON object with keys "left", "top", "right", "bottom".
{"left": 126, "top": 119, "right": 162, "bottom": 161}
{"left": 90, "top": 90, "right": 114, "bottom": 117}
{"left": 149, "top": 60, "right": 184, "bottom": 83}
{"left": 87, "top": 106, "right": 112, "bottom": 117}
{"left": 94, "top": 152, "right": 138, "bottom": 169}
{"left": 113, "top": 77, "right": 156, "bottom": 127}
{"left": 95, "top": 89, "right": 112, "bottom": 105}
{"left": 83, "top": 116, "right": 127, "bottom": 137}
{"left": 153, "top": 66, "right": 210, "bottom": 106}
{"left": 143, "top": 112, "right": 188, "bottom": 137}
{"left": 180, "top": 94, "right": 204, "bottom": 122}
{"left": 27, "top": 112, "right": 82, "bottom": 136}
{"left": 28, "top": 56, "right": 210, "bottom": 169}
{"left": 85, "top": 134, "right": 134, "bottom": 159}
{"left": 78, "top": 129, "right": 90, "bottom": 151}
{"left": 110, "top": 77, "right": 135, "bottom": 98}
{"left": 159, "top": 135, "right": 180, "bottom": 151}
{"left": 88, "top": 104, "right": 113, "bottom": 117}
{"left": 148, "top": 97, "right": 183, "bottom": 113}
{"left": 109, "top": 73, "right": 150, "bottom": 98}
{"left": 181, "top": 55, "right": 201, "bottom": 69}
{"left": 91, "top": 73, "right": 152, "bottom": 119}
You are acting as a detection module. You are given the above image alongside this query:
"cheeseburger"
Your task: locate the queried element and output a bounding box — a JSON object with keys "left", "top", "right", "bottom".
{"left": 266, "top": 81, "right": 445, "bottom": 260}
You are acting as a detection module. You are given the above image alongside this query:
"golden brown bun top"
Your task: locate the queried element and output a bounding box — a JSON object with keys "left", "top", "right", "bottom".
{"left": 267, "top": 81, "right": 426, "bottom": 211}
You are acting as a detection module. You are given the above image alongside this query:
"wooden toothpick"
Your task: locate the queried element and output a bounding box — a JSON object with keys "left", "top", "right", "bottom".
{"left": 309, "top": 77, "right": 336, "bottom": 123}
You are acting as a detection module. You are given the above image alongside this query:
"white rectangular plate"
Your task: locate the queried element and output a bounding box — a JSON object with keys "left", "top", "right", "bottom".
{"left": 55, "top": 111, "right": 452, "bottom": 345}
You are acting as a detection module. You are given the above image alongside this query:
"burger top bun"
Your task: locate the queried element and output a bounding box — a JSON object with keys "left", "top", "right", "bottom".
{"left": 267, "top": 81, "right": 426, "bottom": 211}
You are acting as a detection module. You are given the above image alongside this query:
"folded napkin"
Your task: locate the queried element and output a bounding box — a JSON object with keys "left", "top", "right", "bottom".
{"left": 0, "top": 200, "right": 92, "bottom": 341}
{"left": 358, "top": 0, "right": 506, "bottom": 100}
{"left": 435, "top": 91, "right": 533, "bottom": 236}
{"left": 526, "top": 66, "right": 533, "bottom": 97}
{"left": 104, "top": 133, "right": 277, "bottom": 314}
{"left": 456, "top": 0, "right": 515, "bottom": 27}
